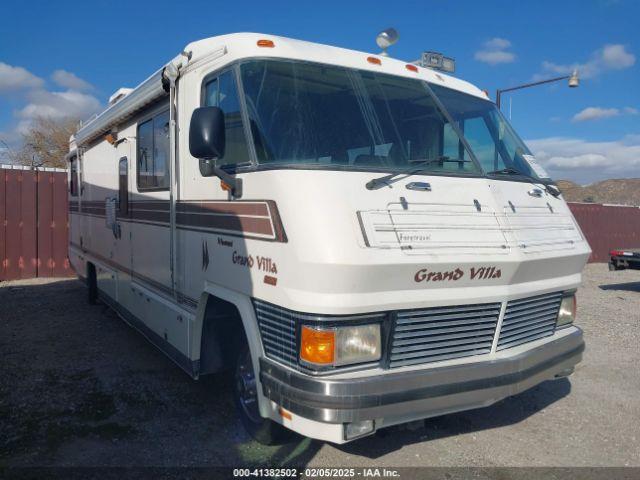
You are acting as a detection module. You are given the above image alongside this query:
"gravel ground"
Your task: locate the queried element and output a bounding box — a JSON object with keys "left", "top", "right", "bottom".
{"left": 1, "top": 264, "right": 639, "bottom": 468}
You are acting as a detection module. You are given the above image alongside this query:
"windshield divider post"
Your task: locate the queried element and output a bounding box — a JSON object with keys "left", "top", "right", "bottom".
{"left": 421, "top": 81, "right": 483, "bottom": 174}
{"left": 234, "top": 63, "right": 260, "bottom": 168}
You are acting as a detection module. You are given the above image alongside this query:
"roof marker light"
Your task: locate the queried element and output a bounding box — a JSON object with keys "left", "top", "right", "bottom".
{"left": 257, "top": 39, "right": 275, "bottom": 48}
{"left": 406, "top": 64, "right": 418, "bottom": 73}
{"left": 367, "top": 56, "right": 382, "bottom": 65}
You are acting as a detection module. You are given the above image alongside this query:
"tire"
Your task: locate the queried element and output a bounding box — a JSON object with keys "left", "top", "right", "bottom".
{"left": 233, "top": 341, "right": 290, "bottom": 445}
{"left": 87, "top": 264, "right": 98, "bottom": 305}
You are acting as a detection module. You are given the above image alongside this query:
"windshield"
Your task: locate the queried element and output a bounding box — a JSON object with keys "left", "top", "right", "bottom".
{"left": 238, "top": 59, "right": 545, "bottom": 179}
{"left": 429, "top": 84, "right": 547, "bottom": 180}
{"left": 240, "top": 60, "right": 480, "bottom": 174}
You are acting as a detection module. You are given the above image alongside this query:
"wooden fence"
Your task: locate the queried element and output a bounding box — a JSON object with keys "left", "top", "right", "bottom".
{"left": 568, "top": 202, "right": 640, "bottom": 263}
{"left": 0, "top": 165, "right": 72, "bottom": 281}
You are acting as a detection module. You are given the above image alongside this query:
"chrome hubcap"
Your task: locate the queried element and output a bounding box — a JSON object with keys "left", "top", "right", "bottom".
{"left": 236, "top": 350, "right": 261, "bottom": 423}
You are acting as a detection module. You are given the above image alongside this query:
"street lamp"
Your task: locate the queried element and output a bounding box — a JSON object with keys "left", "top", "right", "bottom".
{"left": 496, "top": 70, "right": 579, "bottom": 109}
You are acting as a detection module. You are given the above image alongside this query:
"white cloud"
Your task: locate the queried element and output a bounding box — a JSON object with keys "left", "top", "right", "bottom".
{"left": 484, "top": 38, "right": 511, "bottom": 50}
{"left": 571, "top": 106, "right": 639, "bottom": 122}
{"left": 526, "top": 134, "right": 640, "bottom": 183}
{"left": 0, "top": 66, "right": 101, "bottom": 148}
{"left": 538, "top": 44, "right": 635, "bottom": 79}
{"left": 475, "top": 50, "right": 516, "bottom": 65}
{"left": 600, "top": 44, "right": 636, "bottom": 68}
{"left": 0, "top": 62, "right": 44, "bottom": 93}
{"left": 51, "top": 69, "right": 93, "bottom": 91}
{"left": 572, "top": 107, "right": 619, "bottom": 122}
{"left": 16, "top": 89, "right": 101, "bottom": 122}
{"left": 475, "top": 38, "right": 516, "bottom": 65}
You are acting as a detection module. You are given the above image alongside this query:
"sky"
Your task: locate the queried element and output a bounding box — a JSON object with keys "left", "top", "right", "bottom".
{"left": 0, "top": 0, "right": 638, "bottom": 184}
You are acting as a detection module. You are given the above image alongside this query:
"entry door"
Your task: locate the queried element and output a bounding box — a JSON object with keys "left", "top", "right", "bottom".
{"left": 112, "top": 144, "right": 133, "bottom": 279}
{"left": 130, "top": 107, "right": 172, "bottom": 292}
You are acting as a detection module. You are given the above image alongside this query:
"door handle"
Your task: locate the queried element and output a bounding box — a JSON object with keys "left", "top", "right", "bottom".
{"left": 406, "top": 182, "right": 431, "bottom": 191}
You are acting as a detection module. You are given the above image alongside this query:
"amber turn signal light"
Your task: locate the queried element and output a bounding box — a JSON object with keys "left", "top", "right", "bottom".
{"left": 278, "top": 407, "right": 292, "bottom": 420}
{"left": 300, "top": 326, "right": 335, "bottom": 365}
{"left": 257, "top": 39, "right": 275, "bottom": 48}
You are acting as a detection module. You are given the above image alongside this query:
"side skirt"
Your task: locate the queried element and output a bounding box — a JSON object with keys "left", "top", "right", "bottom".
{"left": 98, "top": 290, "right": 201, "bottom": 379}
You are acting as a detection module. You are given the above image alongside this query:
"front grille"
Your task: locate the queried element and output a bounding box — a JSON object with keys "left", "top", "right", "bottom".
{"left": 253, "top": 300, "right": 298, "bottom": 368}
{"left": 255, "top": 291, "right": 564, "bottom": 372}
{"left": 497, "top": 292, "right": 562, "bottom": 351}
{"left": 389, "top": 302, "right": 501, "bottom": 368}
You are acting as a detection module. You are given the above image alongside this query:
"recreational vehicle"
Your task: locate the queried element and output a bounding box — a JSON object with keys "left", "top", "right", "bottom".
{"left": 67, "top": 33, "right": 588, "bottom": 444}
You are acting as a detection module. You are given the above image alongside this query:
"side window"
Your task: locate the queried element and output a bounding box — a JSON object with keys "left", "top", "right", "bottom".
{"left": 118, "top": 157, "right": 128, "bottom": 216}
{"left": 204, "top": 71, "right": 250, "bottom": 166}
{"left": 137, "top": 110, "right": 170, "bottom": 190}
{"left": 69, "top": 156, "right": 78, "bottom": 196}
{"left": 204, "top": 78, "right": 218, "bottom": 107}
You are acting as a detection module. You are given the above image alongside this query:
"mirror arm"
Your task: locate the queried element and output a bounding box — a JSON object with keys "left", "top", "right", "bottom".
{"left": 213, "top": 165, "right": 243, "bottom": 198}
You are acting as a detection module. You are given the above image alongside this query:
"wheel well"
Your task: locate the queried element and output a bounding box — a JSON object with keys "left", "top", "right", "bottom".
{"left": 199, "top": 294, "right": 246, "bottom": 376}
{"left": 86, "top": 262, "right": 96, "bottom": 285}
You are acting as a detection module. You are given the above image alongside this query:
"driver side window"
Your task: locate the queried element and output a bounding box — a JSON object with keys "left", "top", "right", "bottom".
{"left": 203, "top": 71, "right": 251, "bottom": 166}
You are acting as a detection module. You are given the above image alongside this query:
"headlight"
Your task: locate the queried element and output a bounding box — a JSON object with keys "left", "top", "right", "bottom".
{"left": 300, "top": 324, "right": 381, "bottom": 367}
{"left": 335, "top": 324, "right": 382, "bottom": 366}
{"left": 556, "top": 294, "right": 576, "bottom": 328}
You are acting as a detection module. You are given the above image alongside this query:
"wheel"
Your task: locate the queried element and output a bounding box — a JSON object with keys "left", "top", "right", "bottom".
{"left": 233, "top": 341, "right": 290, "bottom": 445}
{"left": 87, "top": 264, "right": 98, "bottom": 305}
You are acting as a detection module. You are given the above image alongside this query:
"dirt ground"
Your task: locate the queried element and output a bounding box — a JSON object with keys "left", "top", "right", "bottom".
{"left": 1, "top": 264, "right": 639, "bottom": 468}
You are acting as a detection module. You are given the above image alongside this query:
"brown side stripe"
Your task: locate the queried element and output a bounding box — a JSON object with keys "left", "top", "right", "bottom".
{"left": 83, "top": 208, "right": 106, "bottom": 216}
{"left": 131, "top": 210, "right": 170, "bottom": 224}
{"left": 68, "top": 199, "right": 287, "bottom": 242}
{"left": 177, "top": 201, "right": 269, "bottom": 217}
{"left": 176, "top": 213, "right": 274, "bottom": 237}
{"left": 131, "top": 201, "right": 171, "bottom": 211}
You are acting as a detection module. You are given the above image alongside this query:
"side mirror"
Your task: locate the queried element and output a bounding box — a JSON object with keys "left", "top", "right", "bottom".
{"left": 189, "top": 106, "right": 226, "bottom": 169}
{"left": 188, "top": 106, "right": 242, "bottom": 197}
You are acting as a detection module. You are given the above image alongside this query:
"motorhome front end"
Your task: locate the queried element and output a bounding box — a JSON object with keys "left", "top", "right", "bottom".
{"left": 67, "top": 33, "right": 588, "bottom": 444}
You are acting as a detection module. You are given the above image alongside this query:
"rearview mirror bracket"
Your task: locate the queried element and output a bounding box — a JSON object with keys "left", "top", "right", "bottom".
{"left": 202, "top": 161, "right": 243, "bottom": 198}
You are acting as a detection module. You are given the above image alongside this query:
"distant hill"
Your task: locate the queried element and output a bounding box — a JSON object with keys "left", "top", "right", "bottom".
{"left": 556, "top": 179, "right": 640, "bottom": 206}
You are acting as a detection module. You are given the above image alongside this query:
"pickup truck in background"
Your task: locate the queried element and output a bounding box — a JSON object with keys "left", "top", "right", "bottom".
{"left": 609, "top": 249, "right": 640, "bottom": 271}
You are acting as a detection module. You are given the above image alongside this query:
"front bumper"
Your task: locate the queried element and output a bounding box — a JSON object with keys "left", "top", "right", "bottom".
{"left": 260, "top": 326, "right": 584, "bottom": 425}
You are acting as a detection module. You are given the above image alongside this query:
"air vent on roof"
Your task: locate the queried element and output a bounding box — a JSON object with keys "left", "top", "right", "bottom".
{"left": 108, "top": 88, "right": 134, "bottom": 106}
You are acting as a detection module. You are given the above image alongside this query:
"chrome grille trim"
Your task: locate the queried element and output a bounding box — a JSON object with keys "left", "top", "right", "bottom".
{"left": 497, "top": 292, "right": 562, "bottom": 351}
{"left": 254, "top": 300, "right": 298, "bottom": 368}
{"left": 389, "top": 302, "right": 501, "bottom": 368}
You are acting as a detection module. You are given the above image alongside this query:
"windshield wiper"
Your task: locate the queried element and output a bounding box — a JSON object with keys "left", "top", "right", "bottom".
{"left": 365, "top": 156, "right": 450, "bottom": 190}
{"left": 487, "top": 167, "right": 561, "bottom": 197}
